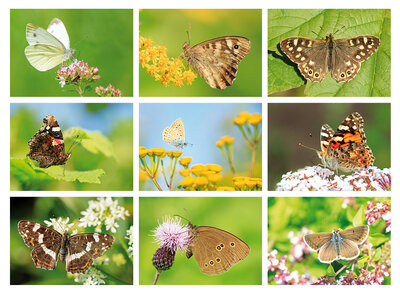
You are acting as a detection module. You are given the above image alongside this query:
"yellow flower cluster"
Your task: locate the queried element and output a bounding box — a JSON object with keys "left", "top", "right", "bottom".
{"left": 216, "top": 135, "right": 235, "bottom": 147}
{"left": 232, "top": 176, "right": 262, "bottom": 191}
{"left": 233, "top": 112, "right": 262, "bottom": 126}
{"left": 179, "top": 163, "right": 231, "bottom": 191}
{"left": 139, "top": 36, "right": 197, "bottom": 87}
{"left": 139, "top": 147, "right": 183, "bottom": 191}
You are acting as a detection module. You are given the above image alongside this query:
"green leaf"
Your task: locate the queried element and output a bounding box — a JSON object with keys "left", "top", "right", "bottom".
{"left": 352, "top": 205, "right": 365, "bottom": 226}
{"left": 357, "top": 255, "right": 369, "bottom": 268}
{"left": 11, "top": 158, "right": 105, "bottom": 184}
{"left": 268, "top": 52, "right": 304, "bottom": 94}
{"left": 326, "top": 264, "right": 335, "bottom": 276}
{"left": 268, "top": 9, "right": 390, "bottom": 96}
{"left": 65, "top": 128, "right": 115, "bottom": 158}
{"left": 369, "top": 233, "right": 390, "bottom": 247}
{"left": 372, "top": 247, "right": 382, "bottom": 261}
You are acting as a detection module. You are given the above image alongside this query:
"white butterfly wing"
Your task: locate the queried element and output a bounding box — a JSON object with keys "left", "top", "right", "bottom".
{"left": 25, "top": 44, "right": 67, "bottom": 72}
{"left": 47, "top": 18, "right": 70, "bottom": 49}
{"left": 26, "top": 23, "right": 65, "bottom": 49}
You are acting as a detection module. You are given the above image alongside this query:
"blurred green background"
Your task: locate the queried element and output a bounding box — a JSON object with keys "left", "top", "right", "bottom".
{"left": 139, "top": 197, "right": 262, "bottom": 284}
{"left": 268, "top": 103, "right": 391, "bottom": 190}
{"left": 268, "top": 196, "right": 391, "bottom": 283}
{"left": 10, "top": 103, "right": 133, "bottom": 191}
{"left": 10, "top": 197, "right": 133, "bottom": 285}
{"left": 10, "top": 9, "right": 133, "bottom": 97}
{"left": 139, "top": 9, "right": 262, "bottom": 97}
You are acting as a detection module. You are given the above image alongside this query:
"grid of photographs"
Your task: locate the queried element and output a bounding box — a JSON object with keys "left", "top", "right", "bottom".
{"left": 6, "top": 4, "right": 393, "bottom": 292}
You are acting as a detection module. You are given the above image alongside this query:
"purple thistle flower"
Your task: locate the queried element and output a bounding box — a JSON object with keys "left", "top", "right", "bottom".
{"left": 151, "top": 216, "right": 191, "bottom": 254}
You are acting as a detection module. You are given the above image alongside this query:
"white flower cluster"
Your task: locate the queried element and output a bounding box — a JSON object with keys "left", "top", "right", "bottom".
{"left": 126, "top": 225, "right": 134, "bottom": 257}
{"left": 276, "top": 166, "right": 391, "bottom": 191}
{"left": 44, "top": 217, "right": 78, "bottom": 235}
{"left": 79, "top": 197, "right": 130, "bottom": 233}
{"left": 73, "top": 267, "right": 107, "bottom": 285}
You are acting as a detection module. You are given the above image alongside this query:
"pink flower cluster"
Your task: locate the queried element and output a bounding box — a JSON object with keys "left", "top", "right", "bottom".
{"left": 288, "top": 228, "right": 311, "bottom": 262}
{"left": 365, "top": 201, "right": 391, "bottom": 232}
{"left": 314, "top": 265, "right": 389, "bottom": 285}
{"left": 267, "top": 250, "right": 310, "bottom": 285}
{"left": 95, "top": 84, "right": 122, "bottom": 97}
{"left": 56, "top": 59, "right": 101, "bottom": 88}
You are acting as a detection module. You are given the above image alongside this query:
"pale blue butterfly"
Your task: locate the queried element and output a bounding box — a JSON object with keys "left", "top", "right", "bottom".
{"left": 162, "top": 118, "right": 188, "bottom": 149}
{"left": 303, "top": 225, "right": 369, "bottom": 264}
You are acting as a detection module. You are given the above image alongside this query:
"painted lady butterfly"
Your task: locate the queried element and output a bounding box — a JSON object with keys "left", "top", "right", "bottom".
{"left": 318, "top": 112, "right": 374, "bottom": 172}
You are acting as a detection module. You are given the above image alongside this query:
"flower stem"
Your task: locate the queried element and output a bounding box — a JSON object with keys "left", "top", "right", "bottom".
{"left": 153, "top": 270, "right": 161, "bottom": 285}
{"left": 93, "top": 265, "right": 131, "bottom": 285}
{"left": 334, "top": 260, "right": 355, "bottom": 277}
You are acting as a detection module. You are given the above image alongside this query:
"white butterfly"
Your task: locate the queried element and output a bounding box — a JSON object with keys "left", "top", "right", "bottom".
{"left": 25, "top": 18, "right": 75, "bottom": 71}
{"left": 162, "top": 118, "right": 188, "bottom": 149}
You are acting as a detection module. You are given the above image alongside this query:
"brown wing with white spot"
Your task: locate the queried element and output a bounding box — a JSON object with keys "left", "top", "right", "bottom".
{"left": 66, "top": 233, "right": 114, "bottom": 274}
{"left": 331, "top": 36, "right": 380, "bottom": 82}
{"left": 280, "top": 37, "right": 329, "bottom": 82}
{"left": 183, "top": 36, "right": 250, "bottom": 89}
{"left": 18, "top": 220, "right": 63, "bottom": 270}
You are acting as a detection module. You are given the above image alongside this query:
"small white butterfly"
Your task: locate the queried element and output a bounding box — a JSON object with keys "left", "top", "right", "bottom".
{"left": 25, "top": 18, "right": 75, "bottom": 71}
{"left": 162, "top": 118, "right": 188, "bottom": 149}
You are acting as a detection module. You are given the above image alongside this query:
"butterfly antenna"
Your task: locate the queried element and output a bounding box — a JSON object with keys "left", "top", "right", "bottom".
{"left": 186, "top": 24, "right": 192, "bottom": 45}
{"left": 333, "top": 25, "right": 346, "bottom": 36}
{"left": 66, "top": 133, "right": 81, "bottom": 154}
{"left": 298, "top": 142, "right": 319, "bottom": 153}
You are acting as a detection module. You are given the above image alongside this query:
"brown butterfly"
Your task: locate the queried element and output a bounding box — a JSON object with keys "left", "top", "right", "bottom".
{"left": 280, "top": 34, "right": 380, "bottom": 82}
{"left": 186, "top": 222, "right": 250, "bottom": 275}
{"left": 183, "top": 36, "right": 250, "bottom": 89}
{"left": 303, "top": 225, "right": 369, "bottom": 264}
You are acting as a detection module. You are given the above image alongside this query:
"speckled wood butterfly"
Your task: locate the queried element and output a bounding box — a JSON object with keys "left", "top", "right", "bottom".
{"left": 183, "top": 36, "right": 250, "bottom": 89}
{"left": 280, "top": 34, "right": 380, "bottom": 82}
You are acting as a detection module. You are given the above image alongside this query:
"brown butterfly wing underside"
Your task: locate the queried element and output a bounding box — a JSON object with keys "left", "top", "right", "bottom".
{"left": 187, "top": 225, "right": 250, "bottom": 275}
{"left": 280, "top": 34, "right": 380, "bottom": 83}
{"left": 183, "top": 36, "right": 250, "bottom": 89}
{"left": 303, "top": 232, "right": 333, "bottom": 251}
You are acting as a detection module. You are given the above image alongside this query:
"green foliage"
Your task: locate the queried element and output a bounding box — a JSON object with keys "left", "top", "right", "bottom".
{"left": 139, "top": 197, "right": 262, "bottom": 285}
{"left": 11, "top": 158, "right": 105, "bottom": 187}
{"left": 268, "top": 9, "right": 390, "bottom": 97}
{"left": 139, "top": 9, "right": 262, "bottom": 97}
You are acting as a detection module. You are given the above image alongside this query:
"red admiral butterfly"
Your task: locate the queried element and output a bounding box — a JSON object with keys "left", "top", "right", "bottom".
{"left": 27, "top": 115, "right": 71, "bottom": 168}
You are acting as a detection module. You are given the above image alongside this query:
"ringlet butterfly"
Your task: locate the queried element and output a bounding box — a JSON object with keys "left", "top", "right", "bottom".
{"left": 303, "top": 225, "right": 369, "bottom": 264}
{"left": 185, "top": 222, "right": 250, "bottom": 275}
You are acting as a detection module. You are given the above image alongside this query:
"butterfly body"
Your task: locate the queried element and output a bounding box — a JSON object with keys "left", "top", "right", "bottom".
{"left": 183, "top": 36, "right": 250, "bottom": 89}
{"left": 18, "top": 220, "right": 114, "bottom": 273}
{"left": 303, "top": 225, "right": 369, "bottom": 264}
{"left": 27, "top": 115, "right": 71, "bottom": 168}
{"left": 280, "top": 34, "right": 380, "bottom": 82}
{"left": 25, "top": 18, "right": 74, "bottom": 71}
{"left": 162, "top": 118, "right": 188, "bottom": 149}
{"left": 186, "top": 223, "right": 250, "bottom": 275}
{"left": 317, "top": 112, "right": 374, "bottom": 172}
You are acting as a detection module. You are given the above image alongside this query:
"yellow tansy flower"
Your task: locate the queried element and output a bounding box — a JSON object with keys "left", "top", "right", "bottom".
{"left": 206, "top": 164, "right": 223, "bottom": 173}
{"left": 216, "top": 186, "right": 235, "bottom": 191}
{"left": 194, "top": 177, "right": 208, "bottom": 186}
{"left": 180, "top": 176, "right": 195, "bottom": 187}
{"left": 179, "top": 169, "right": 191, "bottom": 177}
{"left": 208, "top": 173, "right": 222, "bottom": 183}
{"left": 248, "top": 113, "right": 262, "bottom": 125}
{"left": 179, "top": 157, "right": 192, "bottom": 166}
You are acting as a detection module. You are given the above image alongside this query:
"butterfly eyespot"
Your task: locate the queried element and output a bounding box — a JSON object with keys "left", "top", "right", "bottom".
{"left": 308, "top": 70, "right": 313, "bottom": 75}
{"left": 216, "top": 245, "right": 222, "bottom": 250}
{"left": 315, "top": 73, "right": 319, "bottom": 77}
{"left": 230, "top": 242, "right": 235, "bottom": 247}
{"left": 216, "top": 258, "right": 221, "bottom": 262}
{"left": 209, "top": 260, "right": 214, "bottom": 265}
{"left": 367, "top": 40, "right": 372, "bottom": 45}
{"left": 288, "top": 41, "right": 294, "bottom": 46}
{"left": 234, "top": 44, "right": 239, "bottom": 49}
{"left": 341, "top": 73, "right": 345, "bottom": 78}
{"left": 220, "top": 243, "right": 224, "bottom": 248}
